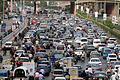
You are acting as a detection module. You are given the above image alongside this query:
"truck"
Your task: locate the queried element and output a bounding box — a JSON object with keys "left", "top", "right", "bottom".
{"left": 64, "top": 67, "right": 78, "bottom": 80}
{"left": 23, "top": 62, "right": 35, "bottom": 76}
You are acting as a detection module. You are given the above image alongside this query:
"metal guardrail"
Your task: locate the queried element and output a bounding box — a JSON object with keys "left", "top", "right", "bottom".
{"left": 1, "top": 18, "right": 28, "bottom": 47}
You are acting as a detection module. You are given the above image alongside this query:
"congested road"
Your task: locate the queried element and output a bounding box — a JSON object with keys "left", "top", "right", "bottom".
{"left": 1, "top": 9, "right": 120, "bottom": 80}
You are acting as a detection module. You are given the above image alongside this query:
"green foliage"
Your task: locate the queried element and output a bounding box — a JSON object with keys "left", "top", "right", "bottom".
{"left": 46, "top": 6, "right": 62, "bottom": 10}
{"left": 0, "top": 1, "right": 3, "bottom": 12}
{"left": 77, "top": 10, "right": 120, "bottom": 39}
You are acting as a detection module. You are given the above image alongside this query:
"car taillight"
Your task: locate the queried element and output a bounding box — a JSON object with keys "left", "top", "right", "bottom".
{"left": 99, "top": 63, "right": 102, "bottom": 65}
{"left": 109, "top": 65, "right": 112, "bottom": 68}
{"left": 62, "top": 75, "right": 64, "bottom": 77}
{"left": 45, "top": 70, "right": 48, "bottom": 72}
{"left": 52, "top": 75, "right": 54, "bottom": 78}
{"left": 99, "top": 68, "right": 102, "bottom": 71}
{"left": 93, "top": 77, "right": 97, "bottom": 80}
{"left": 18, "top": 61, "right": 22, "bottom": 64}
{"left": 104, "top": 78, "right": 108, "bottom": 80}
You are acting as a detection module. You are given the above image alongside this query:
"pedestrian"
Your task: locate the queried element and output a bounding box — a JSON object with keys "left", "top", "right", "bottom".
{"left": 40, "top": 69, "right": 45, "bottom": 75}
{"left": 110, "top": 72, "right": 118, "bottom": 80}
{"left": 35, "top": 71, "right": 40, "bottom": 80}
{"left": 2, "top": 47, "right": 6, "bottom": 56}
{"left": 80, "top": 70, "right": 87, "bottom": 79}
{"left": 39, "top": 72, "right": 44, "bottom": 80}
{"left": 10, "top": 48, "right": 14, "bottom": 58}
{"left": 0, "top": 55, "right": 3, "bottom": 63}
{"left": 87, "top": 66, "right": 93, "bottom": 74}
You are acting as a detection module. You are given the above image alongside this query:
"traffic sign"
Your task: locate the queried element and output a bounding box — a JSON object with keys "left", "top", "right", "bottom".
{"left": 1, "top": 23, "right": 6, "bottom": 32}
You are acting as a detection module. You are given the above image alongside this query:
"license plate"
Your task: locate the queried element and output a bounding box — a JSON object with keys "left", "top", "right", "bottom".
{"left": 99, "top": 78, "right": 102, "bottom": 80}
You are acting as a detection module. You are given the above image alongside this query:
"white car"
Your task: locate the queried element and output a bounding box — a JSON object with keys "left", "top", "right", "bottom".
{"left": 108, "top": 38, "right": 117, "bottom": 44}
{"left": 107, "top": 40, "right": 115, "bottom": 49}
{"left": 54, "top": 77, "right": 66, "bottom": 80}
{"left": 107, "top": 54, "right": 117, "bottom": 62}
{"left": 114, "top": 44, "right": 120, "bottom": 50}
{"left": 14, "top": 50, "right": 25, "bottom": 57}
{"left": 80, "top": 37, "right": 88, "bottom": 45}
{"left": 93, "top": 39, "right": 101, "bottom": 48}
{"left": 117, "top": 68, "right": 120, "bottom": 80}
{"left": 98, "top": 43, "right": 106, "bottom": 52}
{"left": 4, "top": 41, "right": 13, "bottom": 48}
{"left": 88, "top": 58, "right": 102, "bottom": 65}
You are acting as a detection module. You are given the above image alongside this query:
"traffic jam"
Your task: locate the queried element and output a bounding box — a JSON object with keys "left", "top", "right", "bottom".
{"left": 0, "top": 9, "right": 120, "bottom": 80}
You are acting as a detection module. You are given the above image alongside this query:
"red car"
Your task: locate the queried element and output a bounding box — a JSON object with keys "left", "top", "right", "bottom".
{"left": 17, "top": 57, "right": 30, "bottom": 65}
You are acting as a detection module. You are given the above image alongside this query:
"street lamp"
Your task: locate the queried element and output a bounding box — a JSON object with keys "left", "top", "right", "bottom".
{"left": 3, "top": 0, "right": 5, "bottom": 22}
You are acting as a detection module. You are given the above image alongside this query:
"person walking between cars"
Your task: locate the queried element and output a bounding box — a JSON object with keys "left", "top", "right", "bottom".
{"left": 40, "top": 69, "right": 45, "bottom": 75}
{"left": 110, "top": 72, "right": 118, "bottom": 80}
{"left": 0, "top": 54, "right": 3, "bottom": 63}
{"left": 35, "top": 71, "right": 40, "bottom": 80}
{"left": 39, "top": 72, "right": 45, "bottom": 80}
{"left": 87, "top": 66, "right": 93, "bottom": 74}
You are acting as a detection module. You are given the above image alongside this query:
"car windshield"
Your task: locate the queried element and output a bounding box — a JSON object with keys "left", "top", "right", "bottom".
{"left": 5, "top": 43, "right": 12, "bottom": 45}
{"left": 94, "top": 73, "right": 106, "bottom": 77}
{"left": 91, "top": 59, "right": 100, "bottom": 62}
{"left": 19, "top": 58, "right": 29, "bottom": 62}
{"left": 115, "top": 62, "right": 120, "bottom": 65}
{"left": 81, "top": 39, "right": 87, "bottom": 42}
{"left": 16, "top": 51, "right": 23, "bottom": 53}
{"left": 91, "top": 64, "right": 101, "bottom": 67}
{"left": 94, "top": 41, "right": 100, "bottom": 43}
{"left": 38, "top": 64, "right": 47, "bottom": 67}
{"left": 54, "top": 71, "right": 63, "bottom": 74}
{"left": 110, "top": 59, "right": 117, "bottom": 62}
{"left": 109, "top": 55, "right": 116, "bottom": 57}
{"left": 57, "top": 46, "right": 64, "bottom": 50}
{"left": 105, "top": 50, "right": 111, "bottom": 52}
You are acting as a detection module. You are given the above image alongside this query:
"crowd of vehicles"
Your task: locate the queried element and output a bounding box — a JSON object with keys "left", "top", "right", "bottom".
{"left": 1, "top": 9, "right": 120, "bottom": 80}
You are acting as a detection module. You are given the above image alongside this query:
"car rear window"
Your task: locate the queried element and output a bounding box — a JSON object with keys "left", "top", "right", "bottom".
{"left": 19, "top": 58, "right": 29, "bottom": 62}
{"left": 109, "top": 55, "right": 116, "bottom": 57}
{"left": 54, "top": 71, "right": 63, "bottom": 74}
{"left": 94, "top": 73, "right": 106, "bottom": 77}
{"left": 91, "top": 59, "right": 100, "bottom": 62}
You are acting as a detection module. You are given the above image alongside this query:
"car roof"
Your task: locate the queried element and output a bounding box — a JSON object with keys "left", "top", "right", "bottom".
{"left": 5, "top": 41, "right": 12, "bottom": 43}
{"left": 54, "top": 69, "right": 63, "bottom": 71}
{"left": 55, "top": 77, "right": 66, "bottom": 79}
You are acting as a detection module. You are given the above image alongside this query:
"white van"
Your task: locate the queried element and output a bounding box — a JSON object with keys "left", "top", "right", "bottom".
{"left": 13, "top": 66, "right": 29, "bottom": 78}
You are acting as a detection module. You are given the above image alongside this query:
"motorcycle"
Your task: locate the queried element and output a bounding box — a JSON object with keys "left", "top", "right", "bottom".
{"left": 80, "top": 53, "right": 85, "bottom": 62}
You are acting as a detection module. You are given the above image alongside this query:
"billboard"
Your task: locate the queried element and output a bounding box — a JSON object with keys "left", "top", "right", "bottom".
{"left": 1, "top": 23, "right": 6, "bottom": 32}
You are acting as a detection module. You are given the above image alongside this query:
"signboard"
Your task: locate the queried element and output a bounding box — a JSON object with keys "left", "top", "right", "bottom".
{"left": 112, "top": 16, "right": 117, "bottom": 24}
{"left": 86, "top": 8, "right": 89, "bottom": 14}
{"left": 76, "top": 5, "right": 79, "bottom": 10}
{"left": 103, "top": 13, "right": 107, "bottom": 20}
{"left": 95, "top": 12, "right": 98, "bottom": 18}
{"left": 81, "top": 6, "right": 83, "bottom": 11}
{"left": 1, "top": 23, "right": 6, "bottom": 32}
{"left": 69, "top": 67, "right": 78, "bottom": 76}
{"left": 23, "top": 62, "right": 35, "bottom": 76}
{"left": 11, "top": 25, "right": 16, "bottom": 31}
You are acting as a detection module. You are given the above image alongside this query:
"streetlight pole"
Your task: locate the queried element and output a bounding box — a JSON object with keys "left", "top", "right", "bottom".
{"left": 1, "top": 0, "right": 5, "bottom": 48}
{"left": 3, "top": 0, "right": 5, "bottom": 22}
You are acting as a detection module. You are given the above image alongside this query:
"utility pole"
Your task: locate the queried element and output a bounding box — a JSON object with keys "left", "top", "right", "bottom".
{"left": 34, "top": 0, "right": 36, "bottom": 14}
{"left": 10, "top": 0, "right": 12, "bottom": 12}
{"left": 3, "top": 0, "right": 5, "bottom": 22}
